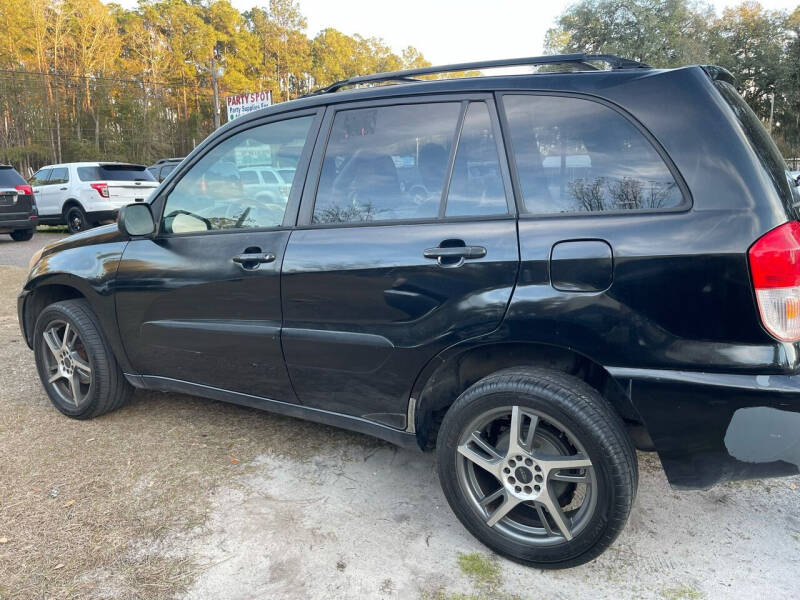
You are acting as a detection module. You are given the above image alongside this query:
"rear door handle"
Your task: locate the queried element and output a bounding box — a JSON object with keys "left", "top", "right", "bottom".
{"left": 59, "top": 187, "right": 68, "bottom": 190}
{"left": 423, "top": 246, "right": 487, "bottom": 259}
{"left": 232, "top": 252, "right": 276, "bottom": 269}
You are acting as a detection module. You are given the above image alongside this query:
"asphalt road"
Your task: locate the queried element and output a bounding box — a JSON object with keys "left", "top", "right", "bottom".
{"left": 0, "top": 230, "right": 67, "bottom": 268}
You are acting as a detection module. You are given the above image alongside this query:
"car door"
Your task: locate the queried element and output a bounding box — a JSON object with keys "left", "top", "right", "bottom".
{"left": 281, "top": 96, "right": 519, "bottom": 428}
{"left": 30, "top": 168, "right": 56, "bottom": 215}
{"left": 114, "top": 109, "right": 322, "bottom": 402}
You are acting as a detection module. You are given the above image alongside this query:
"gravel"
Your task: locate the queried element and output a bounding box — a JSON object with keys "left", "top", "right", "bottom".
{"left": 1, "top": 238, "right": 798, "bottom": 599}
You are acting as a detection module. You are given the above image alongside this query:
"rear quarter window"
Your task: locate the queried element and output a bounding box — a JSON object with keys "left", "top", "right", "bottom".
{"left": 502, "top": 95, "right": 685, "bottom": 215}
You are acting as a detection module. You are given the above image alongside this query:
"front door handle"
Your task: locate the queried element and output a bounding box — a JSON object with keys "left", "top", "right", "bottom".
{"left": 232, "top": 252, "right": 276, "bottom": 269}
{"left": 59, "top": 187, "right": 68, "bottom": 191}
{"left": 423, "top": 244, "right": 487, "bottom": 267}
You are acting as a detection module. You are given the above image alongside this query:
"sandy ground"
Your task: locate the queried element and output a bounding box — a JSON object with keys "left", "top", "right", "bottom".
{"left": 1, "top": 241, "right": 799, "bottom": 599}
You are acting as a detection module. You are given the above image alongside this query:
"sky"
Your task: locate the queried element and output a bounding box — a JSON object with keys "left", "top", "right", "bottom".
{"left": 113, "top": 0, "right": 800, "bottom": 65}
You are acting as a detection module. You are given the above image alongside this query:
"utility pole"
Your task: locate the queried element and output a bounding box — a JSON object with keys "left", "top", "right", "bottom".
{"left": 211, "top": 56, "right": 220, "bottom": 130}
{"left": 768, "top": 91, "right": 775, "bottom": 134}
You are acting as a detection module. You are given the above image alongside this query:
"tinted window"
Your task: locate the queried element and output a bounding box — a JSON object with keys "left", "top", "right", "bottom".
{"left": 0, "top": 167, "right": 26, "bottom": 187}
{"left": 503, "top": 95, "right": 683, "bottom": 214}
{"left": 30, "top": 169, "right": 51, "bottom": 185}
{"left": 160, "top": 164, "right": 176, "bottom": 180}
{"left": 162, "top": 116, "right": 313, "bottom": 233}
{"left": 313, "top": 103, "right": 461, "bottom": 224}
{"left": 714, "top": 81, "right": 797, "bottom": 218}
{"left": 77, "top": 165, "right": 156, "bottom": 182}
{"left": 48, "top": 167, "right": 69, "bottom": 185}
{"left": 446, "top": 102, "right": 507, "bottom": 216}
{"left": 261, "top": 170, "right": 279, "bottom": 184}
{"left": 240, "top": 170, "right": 259, "bottom": 185}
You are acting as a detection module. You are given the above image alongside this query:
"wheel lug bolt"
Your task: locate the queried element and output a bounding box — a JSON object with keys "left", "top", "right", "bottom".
{"left": 525, "top": 458, "right": 533, "bottom": 466}
{"left": 534, "top": 485, "right": 541, "bottom": 492}
{"left": 514, "top": 486, "right": 521, "bottom": 493}
{"left": 524, "top": 486, "right": 532, "bottom": 494}
{"left": 508, "top": 459, "right": 516, "bottom": 467}
{"left": 503, "top": 467, "right": 510, "bottom": 474}
{"left": 534, "top": 465, "right": 541, "bottom": 472}
{"left": 515, "top": 455, "right": 522, "bottom": 461}
{"left": 535, "top": 474, "right": 543, "bottom": 483}
{"left": 508, "top": 476, "right": 515, "bottom": 484}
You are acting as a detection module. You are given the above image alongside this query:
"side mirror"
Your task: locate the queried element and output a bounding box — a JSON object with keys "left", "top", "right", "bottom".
{"left": 118, "top": 203, "right": 155, "bottom": 237}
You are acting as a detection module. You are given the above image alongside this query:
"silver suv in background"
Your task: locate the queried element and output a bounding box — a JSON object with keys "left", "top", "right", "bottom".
{"left": 30, "top": 162, "right": 159, "bottom": 233}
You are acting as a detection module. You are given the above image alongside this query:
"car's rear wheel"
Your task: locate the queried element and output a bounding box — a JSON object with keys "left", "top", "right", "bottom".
{"left": 436, "top": 367, "right": 637, "bottom": 569}
{"left": 33, "top": 299, "right": 132, "bottom": 419}
{"left": 65, "top": 205, "right": 90, "bottom": 234}
{"left": 10, "top": 228, "right": 34, "bottom": 241}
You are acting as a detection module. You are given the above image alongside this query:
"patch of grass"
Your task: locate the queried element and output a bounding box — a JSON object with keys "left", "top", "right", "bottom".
{"left": 457, "top": 552, "right": 501, "bottom": 588}
{"left": 661, "top": 584, "right": 705, "bottom": 600}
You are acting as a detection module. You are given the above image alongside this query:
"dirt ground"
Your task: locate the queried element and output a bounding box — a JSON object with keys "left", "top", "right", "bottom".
{"left": 1, "top": 246, "right": 799, "bottom": 599}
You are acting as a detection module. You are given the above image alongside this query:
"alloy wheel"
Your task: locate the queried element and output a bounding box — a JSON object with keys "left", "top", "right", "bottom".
{"left": 41, "top": 320, "right": 93, "bottom": 408}
{"left": 455, "top": 405, "right": 597, "bottom": 545}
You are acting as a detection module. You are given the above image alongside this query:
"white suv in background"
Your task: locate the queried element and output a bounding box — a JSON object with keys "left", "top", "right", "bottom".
{"left": 30, "top": 162, "right": 159, "bottom": 233}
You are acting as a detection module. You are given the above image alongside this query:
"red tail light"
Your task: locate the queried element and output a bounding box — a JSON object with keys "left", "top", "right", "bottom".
{"left": 90, "top": 182, "right": 109, "bottom": 198}
{"left": 15, "top": 184, "right": 33, "bottom": 195}
{"left": 749, "top": 221, "right": 800, "bottom": 341}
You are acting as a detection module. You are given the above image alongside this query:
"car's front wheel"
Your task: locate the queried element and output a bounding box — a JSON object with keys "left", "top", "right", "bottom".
{"left": 33, "top": 299, "right": 132, "bottom": 419}
{"left": 436, "top": 367, "right": 637, "bottom": 569}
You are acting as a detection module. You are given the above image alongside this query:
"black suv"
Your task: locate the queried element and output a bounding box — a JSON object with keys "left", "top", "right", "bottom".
{"left": 0, "top": 164, "right": 37, "bottom": 241}
{"left": 17, "top": 54, "right": 800, "bottom": 568}
{"left": 147, "top": 158, "right": 184, "bottom": 182}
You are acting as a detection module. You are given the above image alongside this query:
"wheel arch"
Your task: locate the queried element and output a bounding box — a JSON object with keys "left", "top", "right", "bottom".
{"left": 61, "top": 198, "right": 84, "bottom": 215}
{"left": 411, "top": 341, "right": 652, "bottom": 452}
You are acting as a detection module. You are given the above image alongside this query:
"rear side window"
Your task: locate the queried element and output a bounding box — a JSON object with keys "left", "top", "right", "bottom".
{"left": 48, "top": 167, "right": 69, "bottom": 185}
{"left": 502, "top": 95, "right": 684, "bottom": 214}
{"left": 313, "top": 103, "right": 461, "bottom": 224}
{"left": 446, "top": 102, "right": 507, "bottom": 217}
{"left": 0, "top": 167, "right": 26, "bottom": 187}
{"left": 77, "top": 165, "right": 156, "bottom": 182}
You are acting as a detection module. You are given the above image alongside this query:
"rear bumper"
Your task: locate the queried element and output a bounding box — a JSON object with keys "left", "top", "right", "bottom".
{"left": 610, "top": 367, "right": 800, "bottom": 489}
{"left": 0, "top": 216, "right": 36, "bottom": 232}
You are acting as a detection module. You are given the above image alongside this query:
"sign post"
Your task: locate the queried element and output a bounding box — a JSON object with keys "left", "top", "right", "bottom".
{"left": 226, "top": 91, "right": 273, "bottom": 122}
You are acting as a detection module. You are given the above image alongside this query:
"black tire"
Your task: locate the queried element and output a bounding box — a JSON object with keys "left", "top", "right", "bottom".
{"left": 33, "top": 299, "right": 132, "bottom": 419}
{"left": 436, "top": 367, "right": 637, "bottom": 569}
{"left": 65, "top": 204, "right": 91, "bottom": 234}
{"left": 10, "top": 228, "right": 34, "bottom": 241}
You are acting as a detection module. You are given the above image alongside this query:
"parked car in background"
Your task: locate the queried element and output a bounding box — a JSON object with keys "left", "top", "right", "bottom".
{"left": 30, "top": 162, "right": 158, "bottom": 233}
{"left": 147, "top": 158, "right": 184, "bottom": 182}
{"left": 0, "top": 164, "right": 37, "bottom": 241}
{"left": 239, "top": 165, "right": 293, "bottom": 203}
{"left": 17, "top": 54, "right": 800, "bottom": 569}
{"left": 791, "top": 170, "right": 800, "bottom": 185}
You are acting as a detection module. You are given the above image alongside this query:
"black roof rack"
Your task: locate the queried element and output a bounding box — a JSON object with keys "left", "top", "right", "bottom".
{"left": 306, "top": 53, "right": 651, "bottom": 96}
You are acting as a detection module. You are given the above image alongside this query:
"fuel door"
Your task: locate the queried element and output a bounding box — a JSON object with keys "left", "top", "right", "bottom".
{"left": 550, "top": 240, "right": 613, "bottom": 292}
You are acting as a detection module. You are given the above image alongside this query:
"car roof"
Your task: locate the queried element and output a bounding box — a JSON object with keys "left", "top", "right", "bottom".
{"left": 222, "top": 65, "right": 684, "bottom": 135}
{"left": 37, "top": 162, "right": 146, "bottom": 169}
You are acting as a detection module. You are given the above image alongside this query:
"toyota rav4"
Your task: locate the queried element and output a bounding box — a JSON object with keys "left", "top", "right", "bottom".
{"left": 18, "top": 54, "right": 800, "bottom": 568}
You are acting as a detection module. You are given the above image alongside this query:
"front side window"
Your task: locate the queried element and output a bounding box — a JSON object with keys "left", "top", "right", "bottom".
{"left": 162, "top": 116, "right": 313, "bottom": 234}
{"left": 503, "top": 95, "right": 683, "bottom": 214}
{"left": 313, "top": 103, "right": 461, "bottom": 224}
{"left": 30, "top": 169, "right": 51, "bottom": 186}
